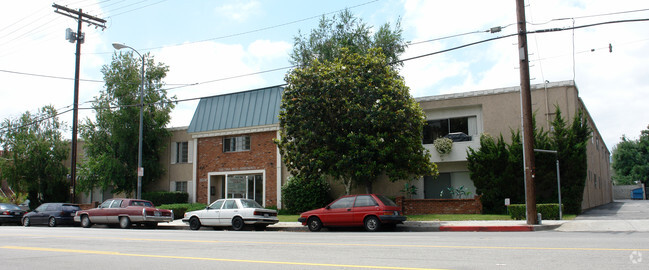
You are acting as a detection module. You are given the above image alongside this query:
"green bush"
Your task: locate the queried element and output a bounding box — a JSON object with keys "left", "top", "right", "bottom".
{"left": 142, "top": 191, "right": 189, "bottom": 206}
{"left": 158, "top": 203, "right": 206, "bottom": 220}
{"left": 281, "top": 175, "right": 331, "bottom": 215}
{"left": 507, "top": 203, "right": 563, "bottom": 220}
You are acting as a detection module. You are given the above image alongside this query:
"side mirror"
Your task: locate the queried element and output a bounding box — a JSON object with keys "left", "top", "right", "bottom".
{"left": 325, "top": 205, "right": 331, "bottom": 210}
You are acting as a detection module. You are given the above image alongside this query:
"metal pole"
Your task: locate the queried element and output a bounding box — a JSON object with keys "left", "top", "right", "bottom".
{"left": 556, "top": 158, "right": 562, "bottom": 220}
{"left": 137, "top": 53, "right": 144, "bottom": 200}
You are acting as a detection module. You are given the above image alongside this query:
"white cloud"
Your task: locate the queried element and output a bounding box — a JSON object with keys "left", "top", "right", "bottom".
{"left": 214, "top": 0, "right": 262, "bottom": 22}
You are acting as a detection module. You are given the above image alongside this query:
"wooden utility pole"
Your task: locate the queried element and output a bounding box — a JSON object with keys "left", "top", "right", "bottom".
{"left": 53, "top": 3, "right": 105, "bottom": 203}
{"left": 515, "top": 0, "right": 538, "bottom": 225}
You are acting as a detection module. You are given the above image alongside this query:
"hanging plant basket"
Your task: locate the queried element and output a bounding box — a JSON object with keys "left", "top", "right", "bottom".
{"left": 433, "top": 137, "right": 453, "bottom": 155}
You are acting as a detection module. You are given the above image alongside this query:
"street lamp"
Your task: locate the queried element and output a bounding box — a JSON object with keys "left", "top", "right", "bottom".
{"left": 112, "top": 42, "right": 144, "bottom": 199}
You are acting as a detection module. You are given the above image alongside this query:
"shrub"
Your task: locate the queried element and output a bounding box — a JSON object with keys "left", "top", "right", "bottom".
{"left": 142, "top": 191, "right": 188, "bottom": 206}
{"left": 282, "top": 175, "right": 331, "bottom": 214}
{"left": 507, "top": 203, "right": 563, "bottom": 220}
{"left": 158, "top": 203, "right": 206, "bottom": 220}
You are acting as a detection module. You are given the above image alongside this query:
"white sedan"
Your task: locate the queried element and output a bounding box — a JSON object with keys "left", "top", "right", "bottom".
{"left": 182, "top": 199, "right": 279, "bottom": 231}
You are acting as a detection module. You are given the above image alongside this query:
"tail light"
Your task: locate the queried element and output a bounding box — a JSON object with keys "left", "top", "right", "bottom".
{"left": 2, "top": 211, "right": 9, "bottom": 215}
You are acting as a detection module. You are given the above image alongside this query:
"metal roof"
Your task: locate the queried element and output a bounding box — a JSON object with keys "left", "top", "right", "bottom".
{"left": 187, "top": 85, "right": 283, "bottom": 133}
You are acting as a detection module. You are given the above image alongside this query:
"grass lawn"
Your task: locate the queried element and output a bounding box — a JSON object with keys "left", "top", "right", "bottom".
{"left": 278, "top": 214, "right": 576, "bottom": 222}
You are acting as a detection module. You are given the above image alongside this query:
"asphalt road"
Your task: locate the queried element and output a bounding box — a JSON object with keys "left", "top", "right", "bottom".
{"left": 1, "top": 225, "right": 647, "bottom": 270}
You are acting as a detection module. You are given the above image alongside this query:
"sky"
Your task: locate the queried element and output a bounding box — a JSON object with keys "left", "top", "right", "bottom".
{"left": 1, "top": 0, "right": 648, "bottom": 152}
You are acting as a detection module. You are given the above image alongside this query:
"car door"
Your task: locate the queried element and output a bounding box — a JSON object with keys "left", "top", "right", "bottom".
{"left": 218, "top": 200, "right": 240, "bottom": 225}
{"left": 105, "top": 199, "right": 123, "bottom": 223}
{"left": 91, "top": 199, "right": 113, "bottom": 223}
{"left": 352, "top": 195, "right": 380, "bottom": 225}
{"left": 201, "top": 200, "right": 224, "bottom": 226}
{"left": 44, "top": 203, "right": 61, "bottom": 223}
{"left": 320, "top": 196, "right": 355, "bottom": 226}
{"left": 32, "top": 204, "right": 49, "bottom": 225}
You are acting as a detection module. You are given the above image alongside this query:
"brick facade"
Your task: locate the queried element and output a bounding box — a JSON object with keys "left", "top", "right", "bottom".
{"left": 195, "top": 131, "right": 278, "bottom": 206}
{"left": 395, "top": 196, "right": 483, "bottom": 215}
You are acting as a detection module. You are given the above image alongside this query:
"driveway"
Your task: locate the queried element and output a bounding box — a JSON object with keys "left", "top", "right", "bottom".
{"left": 557, "top": 200, "right": 649, "bottom": 232}
{"left": 576, "top": 200, "right": 649, "bottom": 220}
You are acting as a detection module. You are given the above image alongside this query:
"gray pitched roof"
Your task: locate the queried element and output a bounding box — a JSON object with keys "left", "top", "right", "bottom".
{"left": 187, "top": 85, "right": 283, "bottom": 133}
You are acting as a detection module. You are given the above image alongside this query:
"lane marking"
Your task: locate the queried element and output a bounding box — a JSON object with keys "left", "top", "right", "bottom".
{"left": 1, "top": 246, "right": 447, "bottom": 270}
{"left": 3, "top": 233, "right": 649, "bottom": 252}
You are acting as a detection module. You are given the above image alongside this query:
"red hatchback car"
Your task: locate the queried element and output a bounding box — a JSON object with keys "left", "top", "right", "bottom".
{"left": 298, "top": 194, "right": 406, "bottom": 232}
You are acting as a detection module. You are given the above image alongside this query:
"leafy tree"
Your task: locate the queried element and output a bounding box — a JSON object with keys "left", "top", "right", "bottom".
{"left": 0, "top": 106, "right": 69, "bottom": 208}
{"left": 468, "top": 107, "right": 591, "bottom": 214}
{"left": 612, "top": 126, "right": 649, "bottom": 185}
{"left": 290, "top": 9, "right": 406, "bottom": 68}
{"left": 278, "top": 48, "right": 437, "bottom": 194}
{"left": 78, "top": 52, "right": 175, "bottom": 195}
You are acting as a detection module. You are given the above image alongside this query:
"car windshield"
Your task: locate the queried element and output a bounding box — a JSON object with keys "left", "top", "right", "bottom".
{"left": 376, "top": 195, "right": 398, "bottom": 207}
{"left": 240, "top": 199, "right": 262, "bottom": 209}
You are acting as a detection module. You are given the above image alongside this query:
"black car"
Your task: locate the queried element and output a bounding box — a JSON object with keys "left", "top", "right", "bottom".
{"left": 0, "top": 203, "right": 26, "bottom": 225}
{"left": 23, "top": 203, "right": 81, "bottom": 227}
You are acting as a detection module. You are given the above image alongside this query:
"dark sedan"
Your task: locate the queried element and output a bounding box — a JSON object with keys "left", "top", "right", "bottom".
{"left": 23, "top": 203, "right": 81, "bottom": 227}
{"left": 0, "top": 203, "right": 26, "bottom": 225}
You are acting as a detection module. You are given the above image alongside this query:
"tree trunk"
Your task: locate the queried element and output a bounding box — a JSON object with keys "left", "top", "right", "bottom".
{"left": 365, "top": 181, "right": 373, "bottom": 194}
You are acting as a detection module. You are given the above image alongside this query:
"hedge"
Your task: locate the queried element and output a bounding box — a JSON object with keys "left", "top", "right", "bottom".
{"left": 142, "top": 191, "right": 189, "bottom": 206}
{"left": 507, "top": 203, "right": 563, "bottom": 220}
{"left": 281, "top": 175, "right": 331, "bottom": 215}
{"left": 158, "top": 203, "right": 207, "bottom": 220}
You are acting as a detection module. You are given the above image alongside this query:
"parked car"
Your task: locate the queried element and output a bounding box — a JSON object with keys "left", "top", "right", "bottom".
{"left": 182, "top": 198, "right": 278, "bottom": 231}
{"left": 74, "top": 198, "right": 173, "bottom": 229}
{"left": 0, "top": 203, "right": 26, "bottom": 225}
{"left": 298, "top": 194, "right": 406, "bottom": 232}
{"left": 23, "top": 203, "right": 81, "bottom": 227}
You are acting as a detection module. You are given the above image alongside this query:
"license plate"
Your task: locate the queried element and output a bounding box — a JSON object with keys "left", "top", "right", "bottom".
{"left": 264, "top": 213, "right": 269, "bottom": 218}
{"left": 154, "top": 211, "right": 161, "bottom": 217}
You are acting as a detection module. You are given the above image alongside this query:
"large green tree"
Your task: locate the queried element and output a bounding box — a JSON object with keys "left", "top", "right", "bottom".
{"left": 612, "top": 126, "right": 649, "bottom": 185}
{"left": 278, "top": 48, "right": 437, "bottom": 194}
{"left": 290, "top": 9, "right": 406, "bottom": 67}
{"left": 78, "top": 52, "right": 175, "bottom": 195}
{"left": 468, "top": 107, "right": 591, "bottom": 214}
{"left": 0, "top": 106, "right": 69, "bottom": 208}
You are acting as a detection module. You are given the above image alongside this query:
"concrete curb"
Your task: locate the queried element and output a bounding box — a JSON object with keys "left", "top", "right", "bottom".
{"left": 158, "top": 220, "right": 562, "bottom": 232}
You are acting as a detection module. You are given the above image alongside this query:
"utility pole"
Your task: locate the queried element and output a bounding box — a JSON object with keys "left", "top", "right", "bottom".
{"left": 515, "top": 0, "right": 538, "bottom": 225}
{"left": 53, "top": 3, "right": 106, "bottom": 203}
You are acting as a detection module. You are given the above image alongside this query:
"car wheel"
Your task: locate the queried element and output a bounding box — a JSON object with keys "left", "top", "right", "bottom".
{"left": 307, "top": 217, "right": 322, "bottom": 232}
{"left": 48, "top": 217, "right": 57, "bottom": 227}
{"left": 23, "top": 217, "right": 31, "bottom": 227}
{"left": 364, "top": 216, "right": 381, "bottom": 232}
{"left": 119, "top": 217, "right": 131, "bottom": 229}
{"left": 81, "top": 215, "right": 92, "bottom": 228}
{"left": 254, "top": 224, "right": 268, "bottom": 231}
{"left": 189, "top": 217, "right": 201, "bottom": 230}
{"left": 231, "top": 216, "right": 244, "bottom": 231}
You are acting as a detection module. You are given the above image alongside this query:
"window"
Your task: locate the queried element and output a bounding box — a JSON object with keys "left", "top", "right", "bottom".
{"left": 177, "top": 142, "right": 188, "bottom": 163}
{"left": 354, "top": 195, "right": 378, "bottom": 207}
{"left": 223, "top": 200, "right": 239, "bottom": 209}
{"left": 423, "top": 116, "right": 476, "bottom": 144}
{"left": 110, "top": 200, "right": 123, "bottom": 208}
{"left": 223, "top": 136, "right": 251, "bottom": 152}
{"left": 175, "top": 181, "right": 188, "bottom": 193}
{"left": 171, "top": 141, "right": 192, "bottom": 164}
{"left": 226, "top": 174, "right": 263, "bottom": 205}
{"left": 329, "top": 197, "right": 355, "bottom": 209}
{"left": 209, "top": 200, "right": 224, "bottom": 209}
